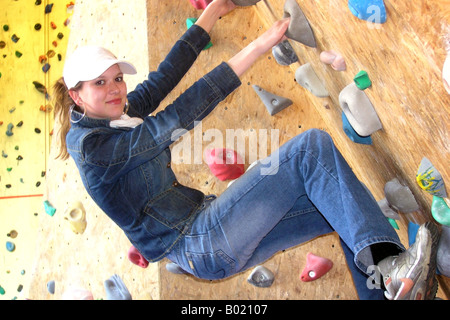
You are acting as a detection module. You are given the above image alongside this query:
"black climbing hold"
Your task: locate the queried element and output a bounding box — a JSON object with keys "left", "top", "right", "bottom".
{"left": 45, "top": 4, "right": 54, "bottom": 14}
{"left": 16, "top": 155, "right": 23, "bottom": 161}
{"left": 34, "top": 23, "right": 42, "bottom": 31}
{"left": 57, "top": 32, "right": 64, "bottom": 40}
{"left": 11, "top": 34, "right": 20, "bottom": 43}
{"left": 6, "top": 184, "right": 12, "bottom": 189}
{"left": 33, "top": 81, "right": 47, "bottom": 94}
{"left": 35, "top": 128, "right": 41, "bottom": 134}
{"left": 35, "top": 0, "right": 42, "bottom": 5}
{"left": 272, "top": 40, "right": 298, "bottom": 66}
{"left": 16, "top": 121, "right": 23, "bottom": 127}
{"left": 36, "top": 181, "right": 41, "bottom": 187}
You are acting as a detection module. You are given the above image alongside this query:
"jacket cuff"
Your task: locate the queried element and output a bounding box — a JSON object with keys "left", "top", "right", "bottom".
{"left": 180, "top": 24, "right": 212, "bottom": 55}
{"left": 203, "top": 62, "right": 242, "bottom": 100}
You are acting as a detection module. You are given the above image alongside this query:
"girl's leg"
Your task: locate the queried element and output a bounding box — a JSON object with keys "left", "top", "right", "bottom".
{"left": 169, "top": 129, "right": 403, "bottom": 280}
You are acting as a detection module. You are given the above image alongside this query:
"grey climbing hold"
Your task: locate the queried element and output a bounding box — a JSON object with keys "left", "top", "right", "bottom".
{"left": 295, "top": 63, "right": 329, "bottom": 98}
{"left": 104, "top": 274, "right": 132, "bottom": 300}
{"left": 231, "top": 0, "right": 261, "bottom": 6}
{"left": 338, "top": 82, "right": 382, "bottom": 137}
{"left": 377, "top": 198, "right": 400, "bottom": 220}
{"left": 47, "top": 280, "right": 55, "bottom": 294}
{"left": 283, "top": 0, "right": 316, "bottom": 48}
{"left": 384, "top": 178, "right": 419, "bottom": 213}
{"left": 247, "top": 266, "right": 275, "bottom": 288}
{"left": 272, "top": 40, "right": 298, "bottom": 66}
{"left": 165, "top": 262, "right": 187, "bottom": 274}
{"left": 252, "top": 85, "right": 293, "bottom": 116}
{"left": 437, "top": 226, "right": 450, "bottom": 277}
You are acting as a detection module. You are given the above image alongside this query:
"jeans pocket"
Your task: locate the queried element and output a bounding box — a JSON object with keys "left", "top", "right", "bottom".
{"left": 186, "top": 250, "right": 235, "bottom": 280}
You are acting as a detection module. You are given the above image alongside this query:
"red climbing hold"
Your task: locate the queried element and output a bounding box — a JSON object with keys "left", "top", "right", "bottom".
{"left": 300, "top": 252, "right": 333, "bottom": 282}
{"left": 205, "top": 148, "right": 245, "bottom": 181}
{"left": 128, "top": 246, "right": 149, "bottom": 268}
{"left": 189, "top": 0, "right": 213, "bottom": 10}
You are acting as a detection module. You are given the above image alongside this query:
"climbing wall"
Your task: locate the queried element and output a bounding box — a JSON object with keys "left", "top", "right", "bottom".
{"left": 154, "top": 0, "right": 449, "bottom": 299}
{"left": 4, "top": 0, "right": 447, "bottom": 300}
{"left": 0, "top": 0, "right": 71, "bottom": 300}
{"left": 10, "top": 0, "right": 154, "bottom": 300}
{"left": 252, "top": 0, "right": 450, "bottom": 296}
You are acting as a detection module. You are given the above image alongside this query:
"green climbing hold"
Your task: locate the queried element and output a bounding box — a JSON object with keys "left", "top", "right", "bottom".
{"left": 186, "top": 18, "right": 212, "bottom": 50}
{"left": 0, "top": 286, "right": 5, "bottom": 295}
{"left": 431, "top": 196, "right": 450, "bottom": 226}
{"left": 354, "top": 70, "right": 372, "bottom": 90}
{"left": 15, "top": 51, "right": 23, "bottom": 58}
{"left": 3, "top": 25, "right": 9, "bottom": 31}
{"left": 387, "top": 217, "right": 399, "bottom": 230}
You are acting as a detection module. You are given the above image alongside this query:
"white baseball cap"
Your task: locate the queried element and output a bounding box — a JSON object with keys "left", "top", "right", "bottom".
{"left": 63, "top": 46, "right": 137, "bottom": 89}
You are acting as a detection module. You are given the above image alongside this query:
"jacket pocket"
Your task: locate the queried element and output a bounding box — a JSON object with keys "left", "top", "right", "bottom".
{"left": 144, "top": 187, "right": 199, "bottom": 229}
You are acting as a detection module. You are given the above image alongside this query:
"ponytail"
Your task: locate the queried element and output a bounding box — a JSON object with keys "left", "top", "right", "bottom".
{"left": 52, "top": 77, "right": 76, "bottom": 160}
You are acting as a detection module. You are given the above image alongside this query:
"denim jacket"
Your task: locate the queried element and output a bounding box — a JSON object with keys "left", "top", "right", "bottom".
{"left": 66, "top": 25, "right": 242, "bottom": 262}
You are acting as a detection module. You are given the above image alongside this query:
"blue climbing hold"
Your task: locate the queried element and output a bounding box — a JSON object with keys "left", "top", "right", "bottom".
{"left": 407, "top": 221, "right": 420, "bottom": 247}
{"left": 348, "top": 0, "right": 387, "bottom": 24}
{"left": 6, "top": 241, "right": 15, "bottom": 252}
{"left": 342, "top": 112, "right": 372, "bottom": 145}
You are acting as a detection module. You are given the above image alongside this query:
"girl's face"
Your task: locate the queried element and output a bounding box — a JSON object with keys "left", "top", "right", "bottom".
{"left": 69, "top": 64, "right": 127, "bottom": 120}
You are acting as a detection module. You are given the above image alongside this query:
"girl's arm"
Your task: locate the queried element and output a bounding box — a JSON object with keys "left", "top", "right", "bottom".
{"left": 228, "top": 18, "right": 290, "bottom": 77}
{"left": 195, "top": 0, "right": 237, "bottom": 33}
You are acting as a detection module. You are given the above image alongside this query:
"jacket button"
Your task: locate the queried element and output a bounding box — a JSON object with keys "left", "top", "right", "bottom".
{"left": 172, "top": 181, "right": 179, "bottom": 187}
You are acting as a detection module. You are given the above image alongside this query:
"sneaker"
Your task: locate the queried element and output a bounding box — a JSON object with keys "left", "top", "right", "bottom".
{"left": 377, "top": 222, "right": 440, "bottom": 300}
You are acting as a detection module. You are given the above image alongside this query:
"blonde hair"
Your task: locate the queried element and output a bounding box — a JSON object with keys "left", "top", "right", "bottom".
{"left": 52, "top": 77, "right": 81, "bottom": 160}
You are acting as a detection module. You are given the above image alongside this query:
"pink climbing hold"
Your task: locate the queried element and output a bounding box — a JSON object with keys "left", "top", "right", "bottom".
{"left": 300, "top": 252, "right": 333, "bottom": 282}
{"left": 189, "top": 0, "right": 213, "bottom": 10}
{"left": 205, "top": 148, "right": 245, "bottom": 181}
{"left": 128, "top": 246, "right": 149, "bottom": 268}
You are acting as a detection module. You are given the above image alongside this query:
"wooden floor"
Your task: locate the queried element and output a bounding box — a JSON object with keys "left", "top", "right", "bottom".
{"left": 3, "top": 0, "right": 447, "bottom": 300}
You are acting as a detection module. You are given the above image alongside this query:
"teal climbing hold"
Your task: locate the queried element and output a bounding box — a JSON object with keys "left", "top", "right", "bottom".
{"left": 348, "top": 0, "right": 387, "bottom": 24}
{"left": 342, "top": 112, "right": 372, "bottom": 145}
{"left": 44, "top": 200, "right": 56, "bottom": 216}
{"left": 6, "top": 241, "right": 15, "bottom": 252}
{"left": 431, "top": 196, "right": 450, "bottom": 227}
{"left": 186, "top": 18, "right": 212, "bottom": 50}
{"left": 6, "top": 123, "right": 14, "bottom": 136}
{"left": 354, "top": 70, "right": 372, "bottom": 90}
{"left": 0, "top": 286, "right": 5, "bottom": 295}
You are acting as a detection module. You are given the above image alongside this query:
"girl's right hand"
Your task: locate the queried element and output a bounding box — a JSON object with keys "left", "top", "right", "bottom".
{"left": 253, "top": 18, "right": 290, "bottom": 54}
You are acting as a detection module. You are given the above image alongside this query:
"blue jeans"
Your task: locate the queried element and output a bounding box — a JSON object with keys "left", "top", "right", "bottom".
{"left": 167, "top": 129, "right": 404, "bottom": 299}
